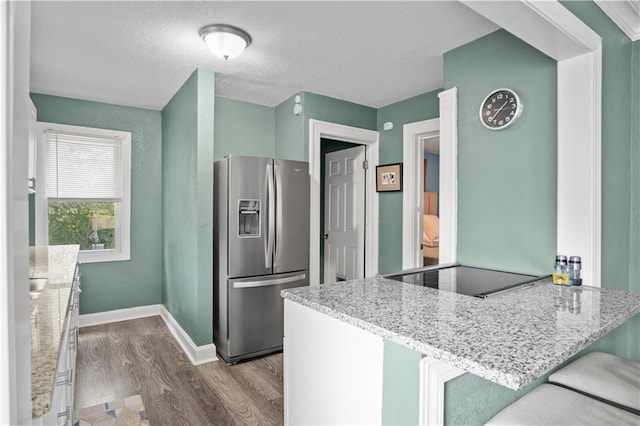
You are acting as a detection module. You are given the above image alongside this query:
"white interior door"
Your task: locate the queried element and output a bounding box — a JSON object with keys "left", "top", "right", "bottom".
{"left": 324, "top": 145, "right": 366, "bottom": 283}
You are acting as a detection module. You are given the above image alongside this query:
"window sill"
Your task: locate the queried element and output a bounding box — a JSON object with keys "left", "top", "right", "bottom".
{"left": 78, "top": 249, "right": 130, "bottom": 263}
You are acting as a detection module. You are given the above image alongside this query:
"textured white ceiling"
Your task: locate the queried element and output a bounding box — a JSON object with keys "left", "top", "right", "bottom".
{"left": 30, "top": 1, "right": 498, "bottom": 110}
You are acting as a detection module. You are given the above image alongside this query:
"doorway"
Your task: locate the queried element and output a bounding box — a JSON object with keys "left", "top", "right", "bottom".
{"left": 322, "top": 141, "right": 366, "bottom": 283}
{"left": 422, "top": 135, "right": 440, "bottom": 266}
{"left": 309, "top": 120, "right": 379, "bottom": 286}
{"left": 402, "top": 90, "right": 458, "bottom": 270}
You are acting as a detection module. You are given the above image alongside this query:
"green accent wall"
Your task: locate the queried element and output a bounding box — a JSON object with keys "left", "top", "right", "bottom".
{"left": 30, "top": 93, "right": 163, "bottom": 314}
{"left": 444, "top": 29, "right": 557, "bottom": 276}
{"left": 376, "top": 90, "right": 440, "bottom": 273}
{"left": 302, "top": 92, "right": 378, "bottom": 162}
{"left": 444, "top": 370, "right": 547, "bottom": 425}
{"left": 381, "top": 340, "right": 421, "bottom": 425}
{"left": 214, "top": 97, "right": 275, "bottom": 160}
{"left": 275, "top": 94, "right": 305, "bottom": 160}
{"left": 161, "top": 69, "right": 214, "bottom": 346}
{"left": 275, "top": 91, "right": 377, "bottom": 161}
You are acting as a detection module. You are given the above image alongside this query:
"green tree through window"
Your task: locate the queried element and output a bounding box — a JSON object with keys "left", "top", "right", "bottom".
{"left": 48, "top": 201, "right": 115, "bottom": 250}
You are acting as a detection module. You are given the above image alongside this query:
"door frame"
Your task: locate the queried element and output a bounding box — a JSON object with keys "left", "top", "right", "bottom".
{"left": 309, "top": 119, "right": 379, "bottom": 286}
{"left": 402, "top": 119, "right": 440, "bottom": 269}
{"left": 402, "top": 88, "right": 458, "bottom": 270}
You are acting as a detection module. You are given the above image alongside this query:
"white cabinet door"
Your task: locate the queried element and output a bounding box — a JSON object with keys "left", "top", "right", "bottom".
{"left": 284, "top": 300, "right": 383, "bottom": 425}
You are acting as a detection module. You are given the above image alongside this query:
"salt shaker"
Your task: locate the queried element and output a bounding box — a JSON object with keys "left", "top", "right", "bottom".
{"left": 569, "top": 256, "right": 582, "bottom": 286}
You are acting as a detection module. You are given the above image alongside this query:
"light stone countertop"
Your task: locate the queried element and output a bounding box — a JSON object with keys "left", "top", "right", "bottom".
{"left": 281, "top": 276, "right": 640, "bottom": 390}
{"left": 30, "top": 245, "right": 79, "bottom": 418}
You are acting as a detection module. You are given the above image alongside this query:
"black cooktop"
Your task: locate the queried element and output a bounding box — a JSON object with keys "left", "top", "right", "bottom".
{"left": 386, "top": 265, "right": 544, "bottom": 298}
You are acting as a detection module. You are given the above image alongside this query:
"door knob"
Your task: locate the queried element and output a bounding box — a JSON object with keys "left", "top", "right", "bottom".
{"left": 323, "top": 234, "right": 329, "bottom": 240}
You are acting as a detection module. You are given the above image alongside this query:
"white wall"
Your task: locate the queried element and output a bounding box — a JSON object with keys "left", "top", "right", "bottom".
{"left": 0, "top": 1, "right": 33, "bottom": 424}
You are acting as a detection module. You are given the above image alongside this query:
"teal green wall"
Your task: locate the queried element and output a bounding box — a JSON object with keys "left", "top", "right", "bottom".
{"left": 425, "top": 153, "right": 440, "bottom": 194}
{"left": 444, "top": 29, "right": 557, "bottom": 276}
{"left": 161, "top": 69, "right": 214, "bottom": 346}
{"left": 381, "top": 340, "right": 421, "bottom": 425}
{"left": 275, "top": 91, "right": 377, "bottom": 161}
{"left": 376, "top": 90, "right": 440, "bottom": 273}
{"left": 214, "top": 96, "right": 275, "bottom": 160}
{"left": 303, "top": 92, "right": 377, "bottom": 163}
{"left": 275, "top": 94, "right": 305, "bottom": 160}
{"left": 30, "top": 93, "right": 163, "bottom": 314}
{"left": 445, "top": 370, "right": 547, "bottom": 425}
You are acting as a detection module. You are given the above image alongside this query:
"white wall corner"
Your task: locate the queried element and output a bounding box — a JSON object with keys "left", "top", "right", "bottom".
{"left": 595, "top": 0, "right": 640, "bottom": 41}
{"left": 79, "top": 304, "right": 218, "bottom": 365}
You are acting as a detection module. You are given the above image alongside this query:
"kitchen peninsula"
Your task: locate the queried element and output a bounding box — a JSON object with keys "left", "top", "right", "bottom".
{"left": 281, "top": 276, "right": 640, "bottom": 425}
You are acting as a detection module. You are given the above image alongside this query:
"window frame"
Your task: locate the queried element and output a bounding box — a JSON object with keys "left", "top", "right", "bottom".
{"left": 35, "top": 122, "right": 131, "bottom": 263}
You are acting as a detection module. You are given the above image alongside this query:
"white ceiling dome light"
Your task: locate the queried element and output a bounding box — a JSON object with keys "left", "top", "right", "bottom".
{"left": 199, "top": 24, "right": 252, "bottom": 60}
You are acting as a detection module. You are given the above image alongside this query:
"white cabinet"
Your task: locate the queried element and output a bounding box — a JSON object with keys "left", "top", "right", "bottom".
{"left": 33, "top": 265, "right": 80, "bottom": 426}
{"left": 283, "top": 299, "right": 384, "bottom": 425}
{"left": 28, "top": 100, "right": 37, "bottom": 193}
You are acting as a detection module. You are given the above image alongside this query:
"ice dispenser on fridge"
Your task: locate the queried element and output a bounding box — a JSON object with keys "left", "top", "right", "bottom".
{"left": 238, "top": 200, "right": 260, "bottom": 237}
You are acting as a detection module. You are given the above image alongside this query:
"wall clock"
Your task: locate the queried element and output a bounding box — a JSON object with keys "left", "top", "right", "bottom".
{"left": 479, "top": 88, "right": 523, "bottom": 130}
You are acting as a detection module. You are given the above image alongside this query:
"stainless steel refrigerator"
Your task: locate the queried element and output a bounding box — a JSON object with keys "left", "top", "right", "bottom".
{"left": 214, "top": 155, "right": 309, "bottom": 363}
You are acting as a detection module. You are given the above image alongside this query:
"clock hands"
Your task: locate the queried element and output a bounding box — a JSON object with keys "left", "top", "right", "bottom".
{"left": 489, "top": 99, "right": 510, "bottom": 122}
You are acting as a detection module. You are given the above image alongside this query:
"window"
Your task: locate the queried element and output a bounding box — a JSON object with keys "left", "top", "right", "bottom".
{"left": 36, "top": 122, "right": 131, "bottom": 263}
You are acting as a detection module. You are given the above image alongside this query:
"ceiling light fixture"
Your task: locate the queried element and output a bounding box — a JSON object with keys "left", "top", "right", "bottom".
{"left": 199, "top": 24, "right": 252, "bottom": 60}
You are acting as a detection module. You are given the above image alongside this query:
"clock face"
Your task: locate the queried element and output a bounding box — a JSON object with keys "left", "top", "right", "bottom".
{"left": 479, "top": 89, "right": 523, "bottom": 130}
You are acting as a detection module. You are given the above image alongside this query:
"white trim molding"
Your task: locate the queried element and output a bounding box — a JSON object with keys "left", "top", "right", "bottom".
{"left": 309, "top": 119, "right": 379, "bottom": 285}
{"left": 35, "top": 121, "right": 132, "bottom": 263}
{"left": 596, "top": 0, "right": 640, "bottom": 41}
{"left": 79, "top": 304, "right": 218, "bottom": 365}
{"left": 437, "top": 88, "right": 458, "bottom": 267}
{"left": 160, "top": 305, "right": 217, "bottom": 365}
{"left": 418, "top": 357, "right": 465, "bottom": 426}
{"left": 402, "top": 119, "right": 440, "bottom": 269}
{"left": 461, "top": 1, "right": 602, "bottom": 287}
{"left": 79, "top": 304, "right": 161, "bottom": 327}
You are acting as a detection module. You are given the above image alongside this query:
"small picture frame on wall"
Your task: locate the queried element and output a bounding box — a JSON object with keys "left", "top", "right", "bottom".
{"left": 376, "top": 163, "right": 402, "bottom": 192}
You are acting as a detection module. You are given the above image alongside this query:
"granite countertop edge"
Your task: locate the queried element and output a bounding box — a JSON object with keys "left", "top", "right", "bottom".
{"left": 29, "top": 245, "right": 79, "bottom": 418}
{"left": 281, "top": 278, "right": 640, "bottom": 391}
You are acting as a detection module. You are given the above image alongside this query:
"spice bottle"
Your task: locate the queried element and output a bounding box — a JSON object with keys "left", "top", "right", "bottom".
{"left": 552, "top": 255, "right": 569, "bottom": 285}
{"left": 569, "top": 256, "right": 582, "bottom": 286}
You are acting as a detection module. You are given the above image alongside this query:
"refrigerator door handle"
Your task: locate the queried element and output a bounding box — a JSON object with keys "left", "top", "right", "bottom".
{"left": 233, "top": 274, "right": 307, "bottom": 289}
{"left": 266, "top": 163, "right": 275, "bottom": 268}
{"left": 274, "top": 164, "right": 283, "bottom": 267}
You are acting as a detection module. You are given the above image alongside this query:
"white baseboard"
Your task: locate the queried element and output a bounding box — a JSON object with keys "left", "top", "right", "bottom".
{"left": 79, "top": 304, "right": 162, "bottom": 327}
{"left": 79, "top": 304, "right": 217, "bottom": 365}
{"left": 159, "top": 305, "right": 218, "bottom": 365}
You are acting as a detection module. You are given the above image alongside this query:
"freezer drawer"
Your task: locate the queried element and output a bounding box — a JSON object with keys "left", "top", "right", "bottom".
{"left": 227, "top": 271, "right": 308, "bottom": 361}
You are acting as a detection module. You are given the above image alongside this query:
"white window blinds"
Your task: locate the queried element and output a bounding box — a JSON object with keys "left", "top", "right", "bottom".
{"left": 45, "top": 131, "right": 124, "bottom": 201}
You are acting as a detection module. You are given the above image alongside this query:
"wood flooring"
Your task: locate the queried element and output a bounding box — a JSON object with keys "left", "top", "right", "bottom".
{"left": 74, "top": 316, "right": 284, "bottom": 425}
